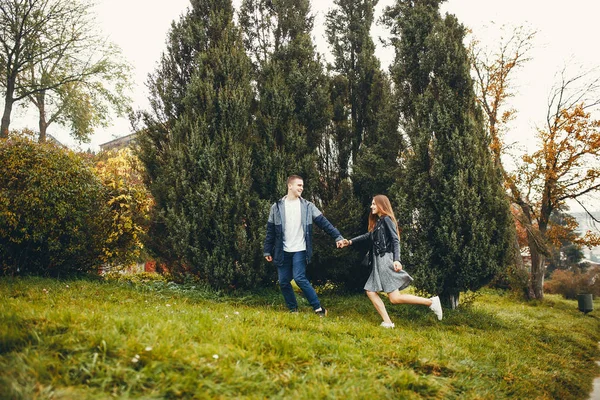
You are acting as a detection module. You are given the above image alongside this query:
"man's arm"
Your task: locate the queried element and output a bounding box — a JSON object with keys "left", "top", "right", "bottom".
{"left": 263, "top": 205, "right": 276, "bottom": 261}
{"left": 309, "top": 203, "right": 344, "bottom": 243}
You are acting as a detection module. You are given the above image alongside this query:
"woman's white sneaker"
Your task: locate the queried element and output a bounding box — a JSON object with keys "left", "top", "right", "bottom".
{"left": 380, "top": 321, "right": 395, "bottom": 329}
{"left": 429, "top": 296, "right": 443, "bottom": 320}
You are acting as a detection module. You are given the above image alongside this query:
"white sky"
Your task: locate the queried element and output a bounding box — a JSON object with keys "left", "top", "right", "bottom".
{"left": 5, "top": 0, "right": 600, "bottom": 210}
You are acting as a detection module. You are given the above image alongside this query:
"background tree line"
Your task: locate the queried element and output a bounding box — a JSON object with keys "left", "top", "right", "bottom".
{"left": 2, "top": 0, "right": 599, "bottom": 304}
{"left": 134, "top": 0, "right": 513, "bottom": 307}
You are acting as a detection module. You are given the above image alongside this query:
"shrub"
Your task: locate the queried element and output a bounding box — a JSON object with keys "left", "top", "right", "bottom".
{"left": 94, "top": 148, "right": 153, "bottom": 268}
{"left": 0, "top": 138, "right": 110, "bottom": 276}
{"left": 489, "top": 262, "right": 532, "bottom": 298}
{"left": 544, "top": 266, "right": 600, "bottom": 299}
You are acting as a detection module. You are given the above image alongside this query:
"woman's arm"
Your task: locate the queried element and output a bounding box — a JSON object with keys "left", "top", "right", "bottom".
{"left": 382, "top": 216, "right": 401, "bottom": 262}
{"left": 349, "top": 231, "right": 371, "bottom": 246}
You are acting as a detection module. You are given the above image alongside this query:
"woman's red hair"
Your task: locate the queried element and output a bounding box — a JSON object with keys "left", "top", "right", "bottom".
{"left": 368, "top": 195, "right": 400, "bottom": 237}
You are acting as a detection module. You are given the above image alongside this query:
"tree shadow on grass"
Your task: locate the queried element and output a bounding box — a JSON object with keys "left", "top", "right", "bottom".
{"left": 443, "top": 306, "right": 509, "bottom": 331}
{"left": 383, "top": 303, "right": 510, "bottom": 331}
{"left": 119, "top": 280, "right": 511, "bottom": 332}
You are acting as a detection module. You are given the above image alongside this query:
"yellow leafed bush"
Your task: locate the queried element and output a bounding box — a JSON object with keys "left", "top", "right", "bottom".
{"left": 93, "top": 148, "right": 153, "bottom": 268}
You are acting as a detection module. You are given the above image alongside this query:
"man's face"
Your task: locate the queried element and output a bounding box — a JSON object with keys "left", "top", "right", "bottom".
{"left": 288, "top": 179, "right": 304, "bottom": 197}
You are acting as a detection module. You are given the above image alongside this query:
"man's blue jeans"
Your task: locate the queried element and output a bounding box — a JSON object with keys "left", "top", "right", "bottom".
{"left": 278, "top": 251, "right": 321, "bottom": 311}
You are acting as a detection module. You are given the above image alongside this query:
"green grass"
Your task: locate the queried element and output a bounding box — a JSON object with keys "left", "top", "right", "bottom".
{"left": 1, "top": 277, "right": 599, "bottom": 399}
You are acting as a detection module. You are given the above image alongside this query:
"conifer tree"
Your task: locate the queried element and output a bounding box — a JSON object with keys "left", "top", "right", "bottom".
{"left": 351, "top": 74, "right": 403, "bottom": 205}
{"left": 325, "top": 0, "right": 403, "bottom": 208}
{"left": 240, "top": 0, "right": 330, "bottom": 202}
{"left": 137, "top": 0, "right": 269, "bottom": 289}
{"left": 240, "top": 0, "right": 367, "bottom": 288}
{"left": 385, "top": 0, "right": 512, "bottom": 307}
{"left": 313, "top": 0, "right": 403, "bottom": 290}
{"left": 326, "top": 0, "right": 382, "bottom": 171}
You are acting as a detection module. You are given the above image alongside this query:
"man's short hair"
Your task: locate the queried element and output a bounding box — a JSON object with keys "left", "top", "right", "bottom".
{"left": 287, "top": 175, "right": 303, "bottom": 185}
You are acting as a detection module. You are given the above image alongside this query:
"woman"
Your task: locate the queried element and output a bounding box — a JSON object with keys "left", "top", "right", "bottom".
{"left": 343, "top": 195, "right": 443, "bottom": 327}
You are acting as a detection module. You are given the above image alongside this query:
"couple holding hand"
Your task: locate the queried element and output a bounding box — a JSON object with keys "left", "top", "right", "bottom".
{"left": 263, "top": 175, "right": 443, "bottom": 327}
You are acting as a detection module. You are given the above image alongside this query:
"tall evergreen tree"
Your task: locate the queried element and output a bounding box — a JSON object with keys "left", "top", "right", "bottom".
{"left": 240, "top": 0, "right": 368, "bottom": 289}
{"left": 385, "top": 0, "right": 512, "bottom": 307}
{"left": 136, "top": 0, "right": 269, "bottom": 289}
{"left": 351, "top": 74, "right": 403, "bottom": 205}
{"left": 326, "top": 0, "right": 380, "bottom": 173}
{"left": 240, "top": 0, "right": 330, "bottom": 202}
{"left": 325, "top": 0, "right": 403, "bottom": 205}
{"left": 311, "top": 0, "right": 404, "bottom": 290}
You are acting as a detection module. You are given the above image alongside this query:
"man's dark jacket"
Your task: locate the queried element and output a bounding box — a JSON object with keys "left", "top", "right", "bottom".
{"left": 263, "top": 196, "right": 343, "bottom": 267}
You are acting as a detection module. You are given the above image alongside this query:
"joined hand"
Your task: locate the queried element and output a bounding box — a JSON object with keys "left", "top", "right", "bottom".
{"left": 337, "top": 239, "right": 350, "bottom": 248}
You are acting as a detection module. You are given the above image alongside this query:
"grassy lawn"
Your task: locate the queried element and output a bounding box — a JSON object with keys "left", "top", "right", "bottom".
{"left": 1, "top": 277, "right": 599, "bottom": 399}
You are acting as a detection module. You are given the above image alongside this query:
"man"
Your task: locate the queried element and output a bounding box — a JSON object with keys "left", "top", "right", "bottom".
{"left": 264, "top": 175, "right": 344, "bottom": 316}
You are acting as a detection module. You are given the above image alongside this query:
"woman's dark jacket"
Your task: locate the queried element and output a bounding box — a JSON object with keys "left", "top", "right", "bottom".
{"left": 350, "top": 216, "right": 401, "bottom": 262}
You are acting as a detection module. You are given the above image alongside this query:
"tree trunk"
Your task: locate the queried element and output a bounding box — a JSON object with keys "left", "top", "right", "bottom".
{"left": 442, "top": 292, "right": 460, "bottom": 309}
{"left": 38, "top": 91, "right": 48, "bottom": 143}
{"left": 511, "top": 231, "right": 525, "bottom": 271}
{"left": 1, "top": 95, "right": 14, "bottom": 139}
{"left": 38, "top": 120, "right": 48, "bottom": 143}
{"left": 512, "top": 230, "right": 535, "bottom": 299}
{"left": 1, "top": 74, "right": 17, "bottom": 138}
{"left": 529, "top": 241, "right": 546, "bottom": 300}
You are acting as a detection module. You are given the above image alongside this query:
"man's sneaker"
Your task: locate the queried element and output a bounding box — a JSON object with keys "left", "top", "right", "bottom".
{"left": 289, "top": 309, "right": 298, "bottom": 314}
{"left": 380, "top": 321, "right": 395, "bottom": 329}
{"left": 429, "top": 296, "right": 443, "bottom": 320}
{"left": 315, "top": 307, "right": 328, "bottom": 317}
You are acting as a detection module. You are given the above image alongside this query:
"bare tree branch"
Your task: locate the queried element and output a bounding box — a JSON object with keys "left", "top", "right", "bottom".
{"left": 574, "top": 197, "right": 600, "bottom": 225}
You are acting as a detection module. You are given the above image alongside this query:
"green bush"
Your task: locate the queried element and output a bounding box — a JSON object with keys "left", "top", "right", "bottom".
{"left": 0, "top": 138, "right": 110, "bottom": 276}
{"left": 489, "top": 262, "right": 532, "bottom": 298}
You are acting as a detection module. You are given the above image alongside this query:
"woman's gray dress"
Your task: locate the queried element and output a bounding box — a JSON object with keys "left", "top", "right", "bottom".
{"left": 364, "top": 251, "right": 413, "bottom": 293}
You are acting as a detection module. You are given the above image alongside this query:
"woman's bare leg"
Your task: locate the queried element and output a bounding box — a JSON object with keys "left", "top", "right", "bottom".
{"left": 387, "top": 290, "right": 433, "bottom": 306}
{"left": 366, "top": 290, "right": 393, "bottom": 324}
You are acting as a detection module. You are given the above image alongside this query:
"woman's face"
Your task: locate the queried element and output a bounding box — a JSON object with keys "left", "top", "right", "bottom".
{"left": 370, "top": 199, "right": 379, "bottom": 215}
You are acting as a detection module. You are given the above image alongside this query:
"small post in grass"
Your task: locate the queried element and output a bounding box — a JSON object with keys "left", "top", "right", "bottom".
{"left": 577, "top": 293, "right": 594, "bottom": 314}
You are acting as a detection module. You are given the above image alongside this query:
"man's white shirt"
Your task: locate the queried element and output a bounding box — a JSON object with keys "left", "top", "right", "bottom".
{"left": 283, "top": 197, "right": 306, "bottom": 252}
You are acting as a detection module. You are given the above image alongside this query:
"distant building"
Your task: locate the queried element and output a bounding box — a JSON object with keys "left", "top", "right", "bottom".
{"left": 46, "top": 134, "right": 65, "bottom": 148}
{"left": 573, "top": 211, "right": 600, "bottom": 263}
{"left": 520, "top": 247, "right": 532, "bottom": 269}
{"left": 99, "top": 133, "right": 137, "bottom": 152}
